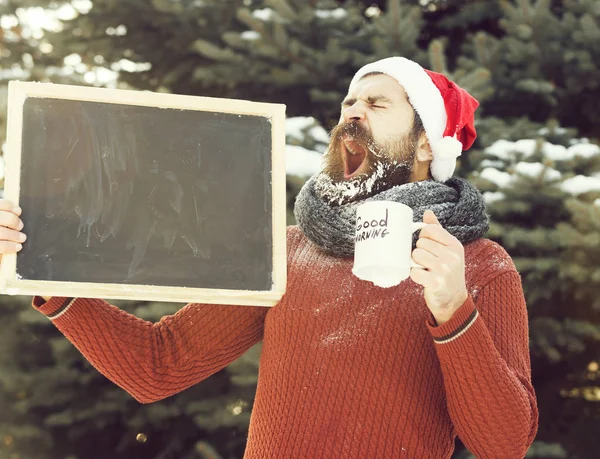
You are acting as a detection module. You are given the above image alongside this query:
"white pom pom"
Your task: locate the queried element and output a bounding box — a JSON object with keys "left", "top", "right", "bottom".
{"left": 430, "top": 136, "right": 463, "bottom": 182}
{"left": 432, "top": 136, "right": 463, "bottom": 159}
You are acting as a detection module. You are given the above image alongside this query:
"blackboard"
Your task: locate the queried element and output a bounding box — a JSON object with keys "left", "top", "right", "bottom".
{"left": 1, "top": 82, "right": 286, "bottom": 306}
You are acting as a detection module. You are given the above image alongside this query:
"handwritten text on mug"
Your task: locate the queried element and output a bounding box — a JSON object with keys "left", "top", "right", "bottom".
{"left": 355, "top": 208, "right": 390, "bottom": 242}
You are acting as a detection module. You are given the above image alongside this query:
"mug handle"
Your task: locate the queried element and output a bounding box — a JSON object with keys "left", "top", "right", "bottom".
{"left": 410, "top": 222, "right": 428, "bottom": 270}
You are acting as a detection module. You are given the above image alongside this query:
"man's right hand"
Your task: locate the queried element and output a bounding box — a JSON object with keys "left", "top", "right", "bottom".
{"left": 0, "top": 199, "right": 26, "bottom": 259}
{"left": 0, "top": 199, "right": 50, "bottom": 302}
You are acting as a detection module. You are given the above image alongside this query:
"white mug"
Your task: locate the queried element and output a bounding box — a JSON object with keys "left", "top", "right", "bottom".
{"left": 352, "top": 201, "right": 427, "bottom": 288}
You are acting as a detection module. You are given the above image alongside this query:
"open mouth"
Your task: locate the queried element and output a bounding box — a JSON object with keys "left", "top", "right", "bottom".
{"left": 343, "top": 139, "right": 368, "bottom": 179}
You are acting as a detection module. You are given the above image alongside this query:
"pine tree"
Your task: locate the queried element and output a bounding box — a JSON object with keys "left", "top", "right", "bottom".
{"left": 459, "top": 0, "right": 600, "bottom": 138}
{"left": 470, "top": 126, "right": 600, "bottom": 456}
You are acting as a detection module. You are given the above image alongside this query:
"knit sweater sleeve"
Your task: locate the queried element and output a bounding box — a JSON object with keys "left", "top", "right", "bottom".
{"left": 425, "top": 270, "right": 539, "bottom": 458}
{"left": 32, "top": 296, "right": 268, "bottom": 404}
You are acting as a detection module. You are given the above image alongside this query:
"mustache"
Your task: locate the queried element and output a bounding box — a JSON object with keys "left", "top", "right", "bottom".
{"left": 329, "top": 122, "right": 374, "bottom": 150}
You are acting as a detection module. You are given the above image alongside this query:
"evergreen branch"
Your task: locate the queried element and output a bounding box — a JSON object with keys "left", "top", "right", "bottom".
{"left": 237, "top": 8, "right": 319, "bottom": 75}
{"left": 265, "top": 0, "right": 298, "bottom": 20}
{"left": 261, "top": 33, "right": 320, "bottom": 76}
{"left": 428, "top": 39, "right": 448, "bottom": 74}
{"left": 388, "top": 0, "right": 404, "bottom": 54}
{"left": 517, "top": 0, "right": 532, "bottom": 22}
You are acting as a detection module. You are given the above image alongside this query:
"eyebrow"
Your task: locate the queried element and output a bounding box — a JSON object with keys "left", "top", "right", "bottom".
{"left": 341, "top": 95, "right": 393, "bottom": 107}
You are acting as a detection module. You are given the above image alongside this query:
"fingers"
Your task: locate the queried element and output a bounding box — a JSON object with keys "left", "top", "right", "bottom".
{"left": 0, "top": 200, "right": 26, "bottom": 255}
{"left": 418, "top": 224, "right": 456, "bottom": 246}
{"left": 0, "top": 200, "right": 23, "bottom": 231}
{"left": 415, "top": 237, "right": 446, "bottom": 257}
{"left": 410, "top": 265, "right": 450, "bottom": 290}
{"left": 0, "top": 226, "right": 26, "bottom": 242}
{"left": 0, "top": 240, "right": 23, "bottom": 254}
{"left": 0, "top": 199, "right": 21, "bottom": 214}
{"left": 422, "top": 210, "right": 440, "bottom": 226}
{"left": 412, "top": 247, "right": 437, "bottom": 270}
{"left": 415, "top": 238, "right": 463, "bottom": 270}
{"left": 420, "top": 210, "right": 460, "bottom": 247}
{"left": 409, "top": 265, "right": 433, "bottom": 286}
{"left": 0, "top": 226, "right": 26, "bottom": 254}
{"left": 0, "top": 212, "right": 23, "bottom": 231}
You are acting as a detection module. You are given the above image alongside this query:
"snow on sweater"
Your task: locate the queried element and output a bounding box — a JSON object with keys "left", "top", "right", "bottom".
{"left": 33, "top": 225, "right": 538, "bottom": 459}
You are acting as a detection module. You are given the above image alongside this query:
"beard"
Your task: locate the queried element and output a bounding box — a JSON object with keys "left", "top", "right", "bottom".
{"left": 318, "top": 122, "right": 418, "bottom": 206}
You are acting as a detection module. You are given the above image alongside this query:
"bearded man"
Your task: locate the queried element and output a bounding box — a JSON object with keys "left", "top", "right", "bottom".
{"left": 0, "top": 57, "right": 538, "bottom": 458}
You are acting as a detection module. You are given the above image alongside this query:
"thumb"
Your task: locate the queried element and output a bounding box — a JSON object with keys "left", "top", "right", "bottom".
{"left": 423, "top": 210, "right": 441, "bottom": 226}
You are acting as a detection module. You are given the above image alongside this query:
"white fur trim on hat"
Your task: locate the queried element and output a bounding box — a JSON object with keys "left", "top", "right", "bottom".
{"left": 349, "top": 57, "right": 460, "bottom": 182}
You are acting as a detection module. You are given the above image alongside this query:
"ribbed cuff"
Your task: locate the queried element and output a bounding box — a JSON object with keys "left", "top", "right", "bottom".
{"left": 426, "top": 296, "right": 479, "bottom": 345}
{"left": 32, "top": 296, "right": 76, "bottom": 320}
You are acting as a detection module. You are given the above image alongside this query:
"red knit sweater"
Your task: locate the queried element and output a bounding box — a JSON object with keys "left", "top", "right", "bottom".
{"left": 33, "top": 225, "right": 538, "bottom": 458}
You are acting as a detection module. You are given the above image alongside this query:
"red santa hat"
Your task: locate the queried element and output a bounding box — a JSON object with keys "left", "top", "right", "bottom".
{"left": 349, "top": 57, "right": 479, "bottom": 182}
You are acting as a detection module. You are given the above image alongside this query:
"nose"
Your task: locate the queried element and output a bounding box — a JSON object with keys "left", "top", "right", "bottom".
{"left": 342, "top": 101, "right": 367, "bottom": 123}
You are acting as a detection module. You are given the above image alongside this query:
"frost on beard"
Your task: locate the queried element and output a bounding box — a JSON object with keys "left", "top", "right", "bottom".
{"left": 314, "top": 158, "right": 411, "bottom": 206}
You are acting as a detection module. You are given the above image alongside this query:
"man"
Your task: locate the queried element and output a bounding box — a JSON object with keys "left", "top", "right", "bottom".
{"left": 0, "top": 57, "right": 538, "bottom": 458}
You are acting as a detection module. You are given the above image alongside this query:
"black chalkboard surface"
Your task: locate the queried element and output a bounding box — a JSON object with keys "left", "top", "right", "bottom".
{"left": 1, "top": 82, "right": 286, "bottom": 306}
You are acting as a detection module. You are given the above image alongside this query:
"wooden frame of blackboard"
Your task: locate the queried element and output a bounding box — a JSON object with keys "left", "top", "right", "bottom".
{"left": 1, "top": 81, "right": 287, "bottom": 307}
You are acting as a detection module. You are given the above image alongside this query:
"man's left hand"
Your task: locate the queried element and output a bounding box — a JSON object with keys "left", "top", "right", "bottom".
{"left": 410, "top": 210, "right": 468, "bottom": 326}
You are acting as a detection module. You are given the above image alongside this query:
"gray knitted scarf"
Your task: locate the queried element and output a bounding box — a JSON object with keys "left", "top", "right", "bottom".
{"left": 293, "top": 172, "right": 489, "bottom": 258}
